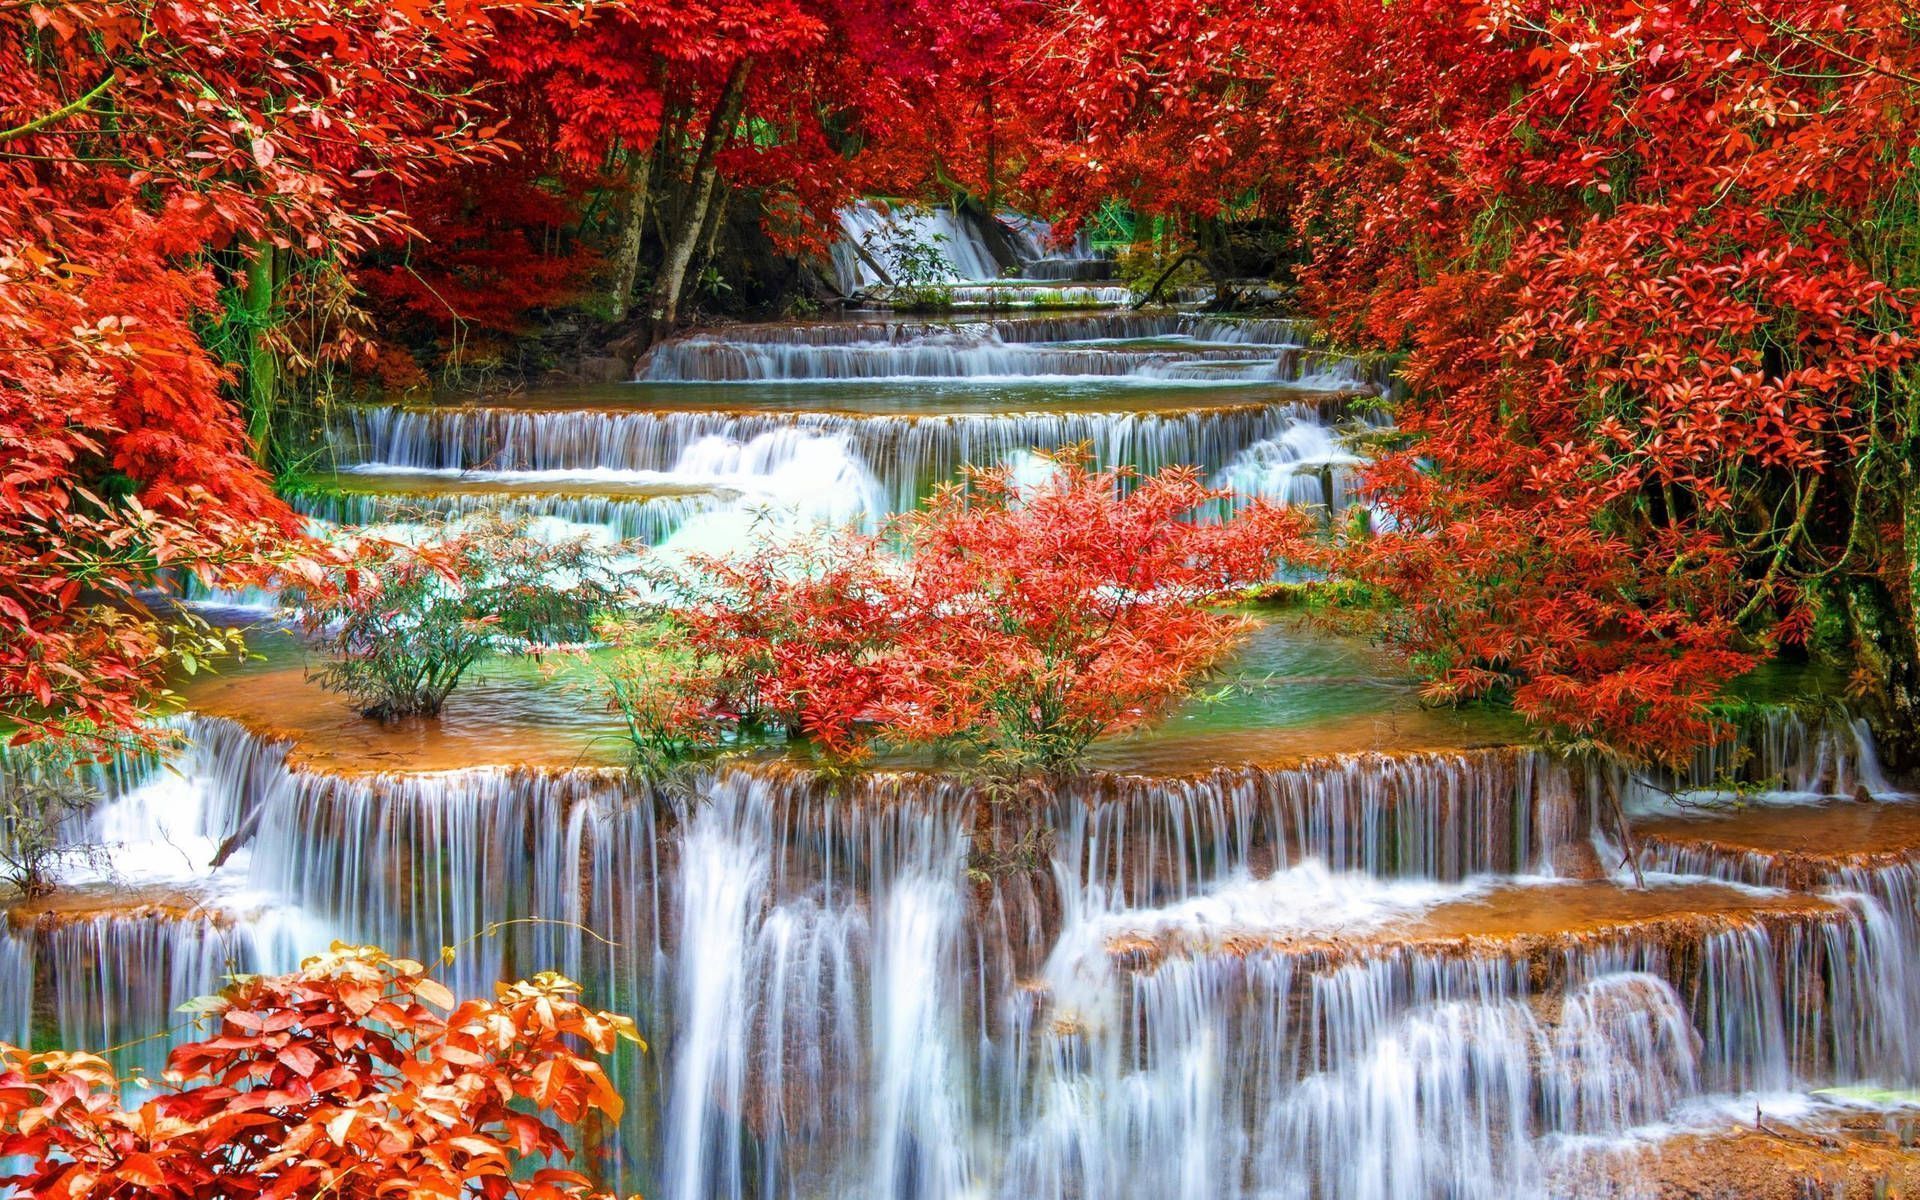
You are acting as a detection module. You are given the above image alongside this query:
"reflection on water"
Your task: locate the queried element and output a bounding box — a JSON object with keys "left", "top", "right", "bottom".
{"left": 175, "top": 620, "right": 1517, "bottom": 776}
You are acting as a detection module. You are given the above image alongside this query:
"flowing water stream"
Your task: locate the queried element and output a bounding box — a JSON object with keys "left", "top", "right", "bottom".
{"left": 11, "top": 286, "right": 1920, "bottom": 1197}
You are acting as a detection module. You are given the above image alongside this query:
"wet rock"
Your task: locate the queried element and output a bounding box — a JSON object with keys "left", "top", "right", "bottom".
{"left": 1571, "top": 1120, "right": 1920, "bottom": 1199}
{"left": 573, "top": 354, "right": 633, "bottom": 383}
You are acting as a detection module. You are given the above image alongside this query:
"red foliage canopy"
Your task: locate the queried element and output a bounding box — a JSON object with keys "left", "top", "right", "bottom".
{"left": 1027, "top": 0, "right": 1920, "bottom": 761}
{"left": 0, "top": 1, "right": 535, "bottom": 746}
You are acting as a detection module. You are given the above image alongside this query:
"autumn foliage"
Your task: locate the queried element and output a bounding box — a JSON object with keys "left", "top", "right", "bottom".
{"left": 0, "top": 0, "right": 536, "bottom": 747}
{"left": 633, "top": 454, "right": 1305, "bottom": 769}
{"left": 1028, "top": 0, "right": 1920, "bottom": 762}
{"left": 0, "top": 944, "right": 638, "bottom": 1200}
{"left": 8, "top": 0, "right": 1918, "bottom": 771}
{"left": 0, "top": 217, "right": 284, "bottom": 745}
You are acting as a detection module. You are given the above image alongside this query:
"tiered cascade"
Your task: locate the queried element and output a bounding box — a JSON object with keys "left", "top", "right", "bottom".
{"left": 22, "top": 295, "right": 1920, "bottom": 1196}
{"left": 302, "top": 312, "right": 1386, "bottom": 557}
{"left": 8, "top": 707, "right": 1917, "bottom": 1198}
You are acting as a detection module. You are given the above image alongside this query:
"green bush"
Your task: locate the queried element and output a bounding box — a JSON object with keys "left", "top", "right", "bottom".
{"left": 289, "top": 513, "right": 631, "bottom": 720}
{"left": 0, "top": 741, "right": 104, "bottom": 900}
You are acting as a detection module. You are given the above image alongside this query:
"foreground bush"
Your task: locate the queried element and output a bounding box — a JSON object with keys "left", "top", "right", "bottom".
{"left": 0, "top": 944, "right": 638, "bottom": 1200}
{"left": 288, "top": 514, "right": 630, "bottom": 721}
{"left": 622, "top": 454, "right": 1305, "bottom": 772}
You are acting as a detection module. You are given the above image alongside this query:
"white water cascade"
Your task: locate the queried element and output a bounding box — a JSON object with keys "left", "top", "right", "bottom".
{"left": 829, "top": 202, "right": 1131, "bottom": 308}
{"left": 19, "top": 275, "right": 1920, "bottom": 1200}
{"left": 319, "top": 312, "right": 1389, "bottom": 543}
{"left": 9, "top": 709, "right": 1919, "bottom": 1197}
{"left": 833, "top": 202, "right": 1015, "bottom": 291}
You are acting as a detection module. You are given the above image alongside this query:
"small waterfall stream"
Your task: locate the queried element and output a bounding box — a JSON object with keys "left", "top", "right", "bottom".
{"left": 828, "top": 202, "right": 1119, "bottom": 305}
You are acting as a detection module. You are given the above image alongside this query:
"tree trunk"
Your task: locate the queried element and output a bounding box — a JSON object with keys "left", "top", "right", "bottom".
{"left": 606, "top": 145, "right": 654, "bottom": 325}
{"left": 688, "top": 180, "right": 731, "bottom": 294}
{"left": 644, "top": 57, "right": 752, "bottom": 348}
{"left": 242, "top": 237, "right": 278, "bottom": 465}
{"left": 1195, "top": 216, "right": 1236, "bottom": 306}
{"left": 955, "top": 192, "right": 1025, "bottom": 276}
{"left": 1846, "top": 563, "right": 1920, "bottom": 774}
{"left": 847, "top": 238, "right": 895, "bottom": 290}
{"left": 1134, "top": 250, "right": 1194, "bottom": 308}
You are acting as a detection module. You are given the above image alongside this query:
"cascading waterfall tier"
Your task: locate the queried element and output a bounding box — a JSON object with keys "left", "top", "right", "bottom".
{"left": 634, "top": 314, "right": 1383, "bottom": 387}
{"left": 299, "top": 310, "right": 1389, "bottom": 562}
{"left": 832, "top": 201, "right": 1024, "bottom": 292}
{"left": 937, "top": 282, "right": 1136, "bottom": 308}
{"left": 331, "top": 400, "right": 1358, "bottom": 520}
{"left": 12, "top": 710, "right": 1920, "bottom": 1197}
{"left": 287, "top": 476, "right": 727, "bottom": 543}
{"left": 684, "top": 313, "right": 1316, "bottom": 349}
{"left": 1022, "top": 874, "right": 1899, "bottom": 1200}
{"left": 639, "top": 331, "right": 1302, "bottom": 383}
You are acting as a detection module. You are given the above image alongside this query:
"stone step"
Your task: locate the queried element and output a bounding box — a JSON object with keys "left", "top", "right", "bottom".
{"left": 1100, "top": 876, "right": 1843, "bottom": 981}
{"left": 1635, "top": 798, "right": 1920, "bottom": 890}
{"left": 1547, "top": 1101, "right": 1920, "bottom": 1199}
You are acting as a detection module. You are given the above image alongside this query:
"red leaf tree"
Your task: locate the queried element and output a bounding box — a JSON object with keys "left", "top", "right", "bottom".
{"left": 0, "top": 1, "right": 534, "bottom": 748}
{"left": 1025, "top": 0, "right": 1920, "bottom": 764}
{"left": 643, "top": 454, "right": 1307, "bottom": 769}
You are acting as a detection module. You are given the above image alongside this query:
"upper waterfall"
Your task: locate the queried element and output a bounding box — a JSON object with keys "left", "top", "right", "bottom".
{"left": 634, "top": 314, "right": 1368, "bottom": 385}
{"left": 828, "top": 201, "right": 1120, "bottom": 305}
{"left": 313, "top": 311, "right": 1391, "bottom": 541}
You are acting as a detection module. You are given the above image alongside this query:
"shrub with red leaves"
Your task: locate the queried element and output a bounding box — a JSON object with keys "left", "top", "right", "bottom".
{"left": 0, "top": 944, "right": 640, "bottom": 1200}
{"left": 643, "top": 454, "right": 1306, "bottom": 769}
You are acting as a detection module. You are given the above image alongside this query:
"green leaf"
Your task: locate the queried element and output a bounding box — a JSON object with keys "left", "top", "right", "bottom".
{"left": 176, "top": 993, "right": 228, "bottom": 1014}
{"left": 1812, "top": 1086, "right": 1920, "bottom": 1105}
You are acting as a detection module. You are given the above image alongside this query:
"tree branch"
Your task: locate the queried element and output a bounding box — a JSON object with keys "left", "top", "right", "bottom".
{"left": 0, "top": 72, "right": 118, "bottom": 144}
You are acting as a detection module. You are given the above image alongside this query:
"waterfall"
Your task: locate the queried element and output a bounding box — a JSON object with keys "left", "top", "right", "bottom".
{"left": 0, "top": 934, "right": 31, "bottom": 1046}
{"left": 24, "top": 236, "right": 1919, "bottom": 1199}
{"left": 638, "top": 329, "right": 1298, "bottom": 383}
{"left": 290, "top": 484, "right": 725, "bottom": 544}
{"left": 13, "top": 907, "right": 324, "bottom": 1078}
{"left": 941, "top": 283, "right": 1134, "bottom": 308}
{"left": 1010, "top": 857, "right": 1892, "bottom": 1200}
{"left": 631, "top": 314, "right": 1374, "bottom": 385}
{"left": 243, "top": 766, "right": 601, "bottom": 1000}
{"left": 1617, "top": 709, "right": 1900, "bottom": 809}
{"left": 829, "top": 202, "right": 1117, "bottom": 298}
{"left": 332, "top": 402, "right": 1345, "bottom": 520}
{"left": 1213, "top": 418, "right": 1366, "bottom": 510}
{"left": 16, "top": 698, "right": 1918, "bottom": 1197}
{"left": 833, "top": 202, "right": 1012, "bottom": 291}
{"left": 987, "top": 314, "right": 1314, "bottom": 345}
{"left": 999, "top": 212, "right": 1114, "bottom": 281}
{"left": 1055, "top": 749, "right": 1579, "bottom": 905}
{"left": 293, "top": 309, "right": 1390, "bottom": 573}
{"left": 661, "top": 787, "right": 771, "bottom": 1200}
